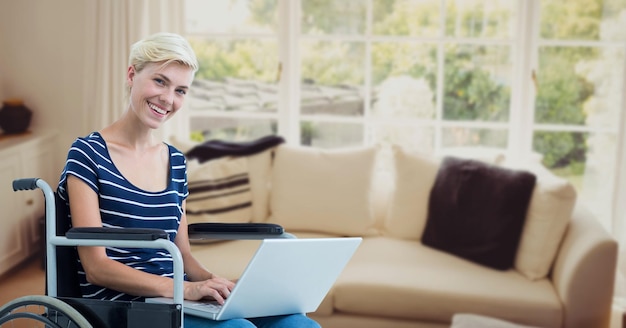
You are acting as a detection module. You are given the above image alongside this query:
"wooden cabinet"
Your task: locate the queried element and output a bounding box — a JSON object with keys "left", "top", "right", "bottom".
{"left": 0, "top": 131, "right": 58, "bottom": 276}
{"left": 0, "top": 152, "right": 24, "bottom": 275}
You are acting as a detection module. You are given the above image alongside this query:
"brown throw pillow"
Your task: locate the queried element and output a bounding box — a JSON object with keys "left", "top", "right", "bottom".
{"left": 421, "top": 157, "right": 536, "bottom": 270}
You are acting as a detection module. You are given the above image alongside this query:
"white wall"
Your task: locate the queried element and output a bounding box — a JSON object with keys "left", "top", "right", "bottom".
{"left": 0, "top": 0, "right": 89, "bottom": 174}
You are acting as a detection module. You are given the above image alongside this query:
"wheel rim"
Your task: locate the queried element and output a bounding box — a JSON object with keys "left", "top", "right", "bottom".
{"left": 0, "top": 295, "right": 92, "bottom": 328}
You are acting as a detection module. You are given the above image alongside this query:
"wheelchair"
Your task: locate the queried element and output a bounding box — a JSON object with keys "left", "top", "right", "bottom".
{"left": 0, "top": 178, "right": 291, "bottom": 328}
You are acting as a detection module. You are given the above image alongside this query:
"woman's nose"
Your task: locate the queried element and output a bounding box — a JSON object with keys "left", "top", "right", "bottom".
{"left": 160, "top": 89, "right": 175, "bottom": 105}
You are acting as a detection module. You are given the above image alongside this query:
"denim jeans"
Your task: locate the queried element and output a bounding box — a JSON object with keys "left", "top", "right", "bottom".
{"left": 183, "top": 313, "right": 320, "bottom": 328}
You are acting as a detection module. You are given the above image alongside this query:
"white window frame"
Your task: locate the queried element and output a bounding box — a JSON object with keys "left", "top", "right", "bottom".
{"left": 180, "top": 0, "right": 626, "bottom": 233}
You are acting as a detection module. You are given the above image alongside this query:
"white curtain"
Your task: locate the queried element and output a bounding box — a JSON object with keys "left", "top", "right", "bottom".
{"left": 82, "top": 0, "right": 183, "bottom": 134}
{"left": 612, "top": 60, "right": 626, "bottom": 304}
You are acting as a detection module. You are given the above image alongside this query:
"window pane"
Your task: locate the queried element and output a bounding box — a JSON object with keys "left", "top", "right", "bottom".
{"left": 536, "top": 46, "right": 595, "bottom": 125}
{"left": 371, "top": 42, "right": 437, "bottom": 119}
{"left": 443, "top": 44, "right": 512, "bottom": 121}
{"left": 535, "top": 130, "right": 618, "bottom": 188}
{"left": 370, "top": 124, "right": 434, "bottom": 154}
{"left": 372, "top": 0, "right": 440, "bottom": 37}
{"left": 301, "top": 41, "right": 365, "bottom": 116}
{"left": 185, "top": 0, "right": 277, "bottom": 34}
{"left": 188, "top": 38, "right": 279, "bottom": 113}
{"left": 540, "top": 0, "right": 626, "bottom": 41}
{"left": 537, "top": 46, "right": 625, "bottom": 128}
{"left": 300, "top": 121, "right": 363, "bottom": 148}
{"left": 445, "top": 0, "right": 517, "bottom": 38}
{"left": 301, "top": 0, "right": 367, "bottom": 35}
{"left": 190, "top": 38, "right": 278, "bottom": 83}
{"left": 442, "top": 127, "right": 508, "bottom": 148}
{"left": 533, "top": 130, "right": 587, "bottom": 175}
{"left": 190, "top": 117, "right": 276, "bottom": 142}
{"left": 301, "top": 83, "right": 364, "bottom": 116}
{"left": 579, "top": 132, "right": 618, "bottom": 229}
{"left": 577, "top": 46, "right": 625, "bottom": 129}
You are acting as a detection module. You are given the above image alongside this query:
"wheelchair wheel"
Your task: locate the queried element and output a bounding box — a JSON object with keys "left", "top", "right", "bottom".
{"left": 0, "top": 295, "right": 92, "bottom": 328}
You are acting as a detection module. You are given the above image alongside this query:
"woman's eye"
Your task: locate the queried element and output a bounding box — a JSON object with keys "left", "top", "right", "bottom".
{"left": 154, "top": 78, "right": 165, "bottom": 85}
{"left": 176, "top": 89, "right": 187, "bottom": 96}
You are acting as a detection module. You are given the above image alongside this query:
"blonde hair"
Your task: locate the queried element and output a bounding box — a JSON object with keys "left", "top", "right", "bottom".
{"left": 129, "top": 32, "right": 199, "bottom": 73}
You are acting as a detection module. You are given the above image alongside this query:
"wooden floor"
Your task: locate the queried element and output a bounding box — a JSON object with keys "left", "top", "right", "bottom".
{"left": 0, "top": 256, "right": 45, "bottom": 307}
{"left": 1, "top": 255, "right": 625, "bottom": 328}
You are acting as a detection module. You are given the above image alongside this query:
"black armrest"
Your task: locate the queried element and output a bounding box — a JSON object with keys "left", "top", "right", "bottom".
{"left": 66, "top": 227, "right": 169, "bottom": 241}
{"left": 188, "top": 223, "right": 288, "bottom": 241}
{"left": 188, "top": 223, "right": 284, "bottom": 235}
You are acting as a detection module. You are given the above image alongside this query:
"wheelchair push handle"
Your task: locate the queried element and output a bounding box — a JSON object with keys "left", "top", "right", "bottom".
{"left": 13, "top": 178, "right": 41, "bottom": 191}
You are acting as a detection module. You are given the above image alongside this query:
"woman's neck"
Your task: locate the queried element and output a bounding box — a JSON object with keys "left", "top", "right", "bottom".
{"left": 100, "top": 112, "right": 158, "bottom": 152}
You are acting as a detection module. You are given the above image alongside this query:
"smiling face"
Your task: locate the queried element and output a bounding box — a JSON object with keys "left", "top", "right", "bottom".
{"left": 126, "top": 61, "right": 194, "bottom": 129}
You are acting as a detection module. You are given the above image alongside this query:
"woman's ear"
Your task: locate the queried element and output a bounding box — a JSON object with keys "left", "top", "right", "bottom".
{"left": 127, "top": 65, "right": 136, "bottom": 88}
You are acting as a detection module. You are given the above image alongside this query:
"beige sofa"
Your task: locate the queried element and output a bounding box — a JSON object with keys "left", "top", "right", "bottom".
{"left": 181, "top": 142, "right": 618, "bottom": 328}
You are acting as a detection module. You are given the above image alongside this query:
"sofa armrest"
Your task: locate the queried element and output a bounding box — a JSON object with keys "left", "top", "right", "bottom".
{"left": 551, "top": 205, "right": 618, "bottom": 328}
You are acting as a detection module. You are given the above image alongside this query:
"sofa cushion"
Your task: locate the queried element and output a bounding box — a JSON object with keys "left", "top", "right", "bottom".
{"left": 269, "top": 145, "right": 378, "bottom": 236}
{"left": 384, "top": 145, "right": 439, "bottom": 240}
{"left": 332, "top": 237, "right": 562, "bottom": 328}
{"left": 506, "top": 160, "right": 577, "bottom": 280}
{"left": 186, "top": 157, "right": 253, "bottom": 224}
{"left": 246, "top": 149, "right": 274, "bottom": 222}
{"left": 452, "top": 313, "right": 543, "bottom": 328}
{"left": 422, "top": 157, "right": 536, "bottom": 270}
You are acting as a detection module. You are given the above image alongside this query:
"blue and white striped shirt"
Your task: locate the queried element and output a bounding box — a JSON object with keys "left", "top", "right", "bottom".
{"left": 57, "top": 132, "right": 188, "bottom": 301}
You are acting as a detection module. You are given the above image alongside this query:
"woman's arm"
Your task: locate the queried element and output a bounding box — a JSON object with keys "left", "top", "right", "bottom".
{"left": 174, "top": 201, "right": 236, "bottom": 285}
{"left": 67, "top": 175, "right": 176, "bottom": 297}
{"left": 67, "top": 176, "right": 233, "bottom": 303}
{"left": 175, "top": 201, "right": 212, "bottom": 281}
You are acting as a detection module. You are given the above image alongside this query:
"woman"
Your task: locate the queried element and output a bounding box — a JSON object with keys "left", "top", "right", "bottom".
{"left": 57, "top": 32, "right": 320, "bottom": 328}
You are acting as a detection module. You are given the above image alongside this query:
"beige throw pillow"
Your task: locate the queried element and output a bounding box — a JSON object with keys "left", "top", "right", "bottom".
{"left": 269, "top": 145, "right": 378, "bottom": 236}
{"left": 508, "top": 161, "right": 577, "bottom": 280}
{"left": 384, "top": 145, "right": 439, "bottom": 240}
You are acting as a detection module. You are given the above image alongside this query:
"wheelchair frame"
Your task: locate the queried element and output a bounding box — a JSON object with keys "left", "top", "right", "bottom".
{"left": 1, "top": 178, "right": 291, "bottom": 328}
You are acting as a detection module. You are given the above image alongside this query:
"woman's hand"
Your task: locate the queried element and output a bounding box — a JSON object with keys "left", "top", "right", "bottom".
{"left": 184, "top": 275, "right": 236, "bottom": 304}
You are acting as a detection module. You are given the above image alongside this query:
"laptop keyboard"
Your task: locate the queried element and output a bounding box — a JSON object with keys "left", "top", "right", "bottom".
{"left": 189, "top": 300, "right": 223, "bottom": 312}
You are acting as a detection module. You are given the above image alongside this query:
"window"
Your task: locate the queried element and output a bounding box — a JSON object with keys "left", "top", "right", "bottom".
{"left": 532, "top": 0, "right": 626, "bottom": 230}
{"left": 183, "top": 0, "right": 280, "bottom": 142}
{"left": 182, "top": 0, "right": 626, "bottom": 231}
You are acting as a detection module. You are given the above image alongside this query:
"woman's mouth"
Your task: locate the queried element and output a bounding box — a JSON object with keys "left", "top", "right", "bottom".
{"left": 148, "top": 102, "right": 168, "bottom": 115}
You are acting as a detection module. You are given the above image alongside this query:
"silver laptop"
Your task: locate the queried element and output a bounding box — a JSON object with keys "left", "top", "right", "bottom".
{"left": 147, "top": 237, "right": 362, "bottom": 320}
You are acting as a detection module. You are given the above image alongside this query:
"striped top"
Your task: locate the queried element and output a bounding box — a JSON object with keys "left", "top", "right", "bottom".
{"left": 57, "top": 132, "right": 188, "bottom": 301}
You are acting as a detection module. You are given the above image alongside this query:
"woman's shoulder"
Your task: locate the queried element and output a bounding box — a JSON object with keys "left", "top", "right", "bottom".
{"left": 72, "top": 131, "right": 105, "bottom": 147}
{"left": 68, "top": 132, "right": 108, "bottom": 160}
{"left": 165, "top": 143, "right": 187, "bottom": 163}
